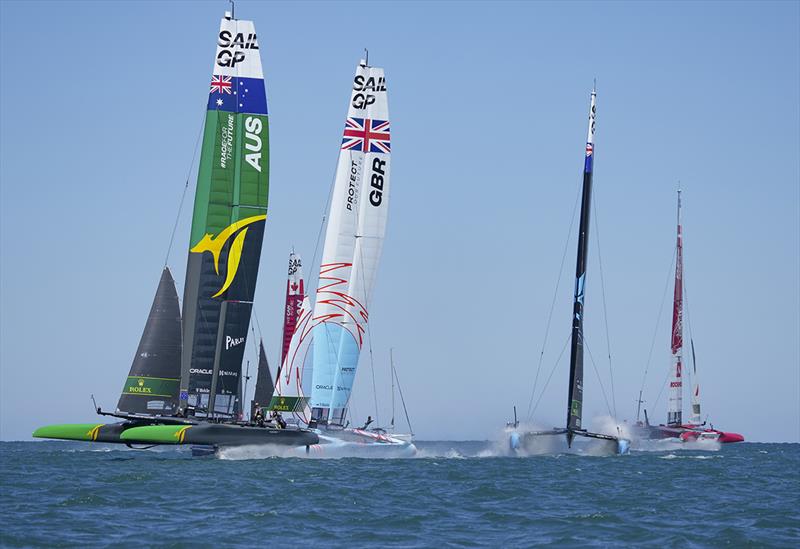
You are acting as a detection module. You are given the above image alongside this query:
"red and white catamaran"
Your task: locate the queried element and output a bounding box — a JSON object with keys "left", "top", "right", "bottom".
{"left": 637, "top": 190, "right": 743, "bottom": 444}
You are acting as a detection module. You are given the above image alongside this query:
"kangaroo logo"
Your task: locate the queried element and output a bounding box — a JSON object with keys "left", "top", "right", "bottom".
{"left": 190, "top": 214, "right": 266, "bottom": 298}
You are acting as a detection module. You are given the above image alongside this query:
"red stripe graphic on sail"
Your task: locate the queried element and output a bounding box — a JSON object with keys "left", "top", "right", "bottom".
{"left": 314, "top": 262, "right": 369, "bottom": 347}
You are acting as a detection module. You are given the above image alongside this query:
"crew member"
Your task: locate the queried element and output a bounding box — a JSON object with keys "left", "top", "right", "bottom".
{"left": 271, "top": 410, "right": 287, "bottom": 429}
{"left": 362, "top": 415, "right": 374, "bottom": 430}
{"left": 253, "top": 403, "right": 265, "bottom": 427}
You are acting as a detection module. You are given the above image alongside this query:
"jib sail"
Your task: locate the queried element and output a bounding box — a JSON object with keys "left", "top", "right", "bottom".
{"left": 117, "top": 267, "right": 181, "bottom": 415}
{"left": 251, "top": 340, "right": 274, "bottom": 417}
{"left": 179, "top": 13, "right": 270, "bottom": 418}
{"left": 309, "top": 59, "right": 391, "bottom": 425}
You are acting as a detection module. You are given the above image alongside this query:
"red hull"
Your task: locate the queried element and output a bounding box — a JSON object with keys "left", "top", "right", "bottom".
{"left": 636, "top": 423, "right": 744, "bottom": 443}
{"left": 679, "top": 427, "right": 744, "bottom": 443}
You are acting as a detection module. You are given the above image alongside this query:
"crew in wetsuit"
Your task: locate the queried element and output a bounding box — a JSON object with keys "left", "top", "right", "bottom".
{"left": 362, "top": 416, "right": 374, "bottom": 430}
{"left": 271, "top": 411, "right": 287, "bottom": 429}
{"left": 253, "top": 403, "right": 265, "bottom": 427}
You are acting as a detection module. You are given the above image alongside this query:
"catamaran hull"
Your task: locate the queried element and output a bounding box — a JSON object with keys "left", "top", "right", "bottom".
{"left": 634, "top": 424, "right": 744, "bottom": 443}
{"left": 120, "top": 423, "right": 319, "bottom": 448}
{"left": 33, "top": 421, "right": 186, "bottom": 445}
{"left": 509, "top": 429, "right": 630, "bottom": 456}
{"left": 33, "top": 421, "right": 319, "bottom": 449}
{"left": 298, "top": 429, "right": 417, "bottom": 458}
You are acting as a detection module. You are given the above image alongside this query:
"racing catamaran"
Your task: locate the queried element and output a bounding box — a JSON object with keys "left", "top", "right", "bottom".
{"left": 33, "top": 10, "right": 317, "bottom": 451}
{"left": 268, "top": 57, "right": 415, "bottom": 456}
{"left": 509, "top": 88, "right": 629, "bottom": 455}
{"left": 636, "top": 191, "right": 743, "bottom": 443}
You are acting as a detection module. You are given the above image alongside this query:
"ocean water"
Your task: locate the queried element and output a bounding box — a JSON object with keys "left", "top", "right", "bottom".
{"left": 1, "top": 441, "right": 797, "bottom": 547}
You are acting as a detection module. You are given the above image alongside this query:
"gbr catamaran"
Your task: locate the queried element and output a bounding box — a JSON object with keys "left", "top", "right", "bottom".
{"left": 509, "top": 88, "right": 630, "bottom": 456}
{"left": 268, "top": 57, "right": 416, "bottom": 456}
{"left": 635, "top": 191, "right": 743, "bottom": 444}
{"left": 33, "top": 10, "right": 318, "bottom": 451}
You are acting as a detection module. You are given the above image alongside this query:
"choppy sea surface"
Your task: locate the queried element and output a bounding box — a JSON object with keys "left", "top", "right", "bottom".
{"left": 1, "top": 440, "right": 798, "bottom": 547}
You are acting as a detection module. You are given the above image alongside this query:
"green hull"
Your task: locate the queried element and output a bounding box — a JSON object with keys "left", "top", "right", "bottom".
{"left": 121, "top": 423, "right": 319, "bottom": 447}
{"left": 32, "top": 422, "right": 154, "bottom": 444}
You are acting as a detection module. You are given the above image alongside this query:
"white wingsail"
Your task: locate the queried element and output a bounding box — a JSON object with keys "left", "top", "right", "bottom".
{"left": 309, "top": 59, "right": 391, "bottom": 425}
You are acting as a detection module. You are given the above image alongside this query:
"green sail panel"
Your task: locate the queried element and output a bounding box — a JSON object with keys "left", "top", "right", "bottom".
{"left": 179, "top": 15, "right": 269, "bottom": 418}
{"left": 116, "top": 267, "right": 181, "bottom": 415}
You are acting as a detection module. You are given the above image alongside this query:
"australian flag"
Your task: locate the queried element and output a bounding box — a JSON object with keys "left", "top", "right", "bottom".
{"left": 341, "top": 117, "right": 390, "bottom": 153}
{"left": 207, "top": 75, "right": 268, "bottom": 115}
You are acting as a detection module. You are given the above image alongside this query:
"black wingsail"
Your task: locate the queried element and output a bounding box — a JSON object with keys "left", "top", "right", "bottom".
{"left": 566, "top": 89, "right": 596, "bottom": 445}
{"left": 117, "top": 267, "right": 182, "bottom": 415}
{"left": 251, "top": 340, "right": 274, "bottom": 418}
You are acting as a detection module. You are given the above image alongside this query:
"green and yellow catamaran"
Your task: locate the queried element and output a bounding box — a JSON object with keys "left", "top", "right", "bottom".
{"left": 33, "top": 10, "right": 318, "bottom": 451}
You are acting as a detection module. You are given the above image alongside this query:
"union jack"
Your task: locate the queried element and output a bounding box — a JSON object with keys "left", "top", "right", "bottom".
{"left": 341, "top": 118, "right": 390, "bottom": 153}
{"left": 210, "top": 75, "right": 232, "bottom": 94}
{"left": 585, "top": 142, "right": 593, "bottom": 156}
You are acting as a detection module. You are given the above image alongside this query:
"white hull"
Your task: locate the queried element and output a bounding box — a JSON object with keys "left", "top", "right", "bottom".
{"left": 297, "top": 429, "right": 417, "bottom": 458}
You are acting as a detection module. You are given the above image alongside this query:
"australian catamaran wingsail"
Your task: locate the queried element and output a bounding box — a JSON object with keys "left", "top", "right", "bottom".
{"left": 33, "top": 11, "right": 317, "bottom": 451}
{"left": 635, "top": 191, "right": 743, "bottom": 443}
{"left": 509, "top": 88, "right": 630, "bottom": 455}
{"left": 268, "top": 57, "right": 416, "bottom": 456}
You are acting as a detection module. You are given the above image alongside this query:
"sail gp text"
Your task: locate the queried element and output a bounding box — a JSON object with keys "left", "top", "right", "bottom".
{"left": 216, "top": 30, "right": 258, "bottom": 68}
{"left": 351, "top": 74, "right": 386, "bottom": 109}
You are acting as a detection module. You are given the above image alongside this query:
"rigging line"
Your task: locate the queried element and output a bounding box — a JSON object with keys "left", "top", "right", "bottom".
{"left": 651, "top": 356, "right": 673, "bottom": 412}
{"left": 529, "top": 331, "right": 573, "bottom": 423}
{"left": 390, "top": 349, "right": 396, "bottom": 428}
{"left": 358, "top": 240, "right": 380, "bottom": 427}
{"left": 583, "top": 337, "right": 615, "bottom": 420}
{"left": 164, "top": 109, "right": 206, "bottom": 267}
{"left": 526, "top": 178, "right": 583, "bottom": 420}
{"left": 637, "top": 246, "right": 677, "bottom": 410}
{"left": 591, "top": 187, "right": 617, "bottom": 420}
{"left": 392, "top": 356, "right": 414, "bottom": 435}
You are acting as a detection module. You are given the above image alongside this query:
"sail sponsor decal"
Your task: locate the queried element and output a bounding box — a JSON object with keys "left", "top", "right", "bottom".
{"left": 189, "top": 368, "right": 239, "bottom": 377}
{"left": 352, "top": 73, "right": 387, "bottom": 109}
{"left": 267, "top": 395, "right": 308, "bottom": 413}
{"left": 121, "top": 376, "right": 180, "bottom": 398}
{"left": 217, "top": 28, "right": 259, "bottom": 67}
{"left": 189, "top": 214, "right": 267, "bottom": 298}
{"left": 226, "top": 335, "right": 244, "bottom": 350}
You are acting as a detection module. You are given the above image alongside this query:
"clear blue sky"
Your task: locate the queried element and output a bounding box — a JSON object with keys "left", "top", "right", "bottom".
{"left": 1, "top": 1, "right": 798, "bottom": 442}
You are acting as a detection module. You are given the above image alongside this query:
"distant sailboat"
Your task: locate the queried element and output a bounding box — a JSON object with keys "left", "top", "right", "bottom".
{"left": 636, "top": 191, "right": 743, "bottom": 443}
{"left": 509, "top": 88, "right": 629, "bottom": 455}
{"left": 33, "top": 10, "right": 317, "bottom": 451}
{"left": 268, "top": 56, "right": 415, "bottom": 456}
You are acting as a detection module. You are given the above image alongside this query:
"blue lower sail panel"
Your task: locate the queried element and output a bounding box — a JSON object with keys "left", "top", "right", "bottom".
{"left": 310, "top": 323, "right": 360, "bottom": 410}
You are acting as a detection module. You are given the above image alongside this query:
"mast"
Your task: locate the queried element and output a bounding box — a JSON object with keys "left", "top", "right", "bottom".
{"left": 178, "top": 12, "right": 270, "bottom": 418}
{"left": 667, "top": 189, "right": 684, "bottom": 426}
{"left": 566, "top": 88, "right": 596, "bottom": 446}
